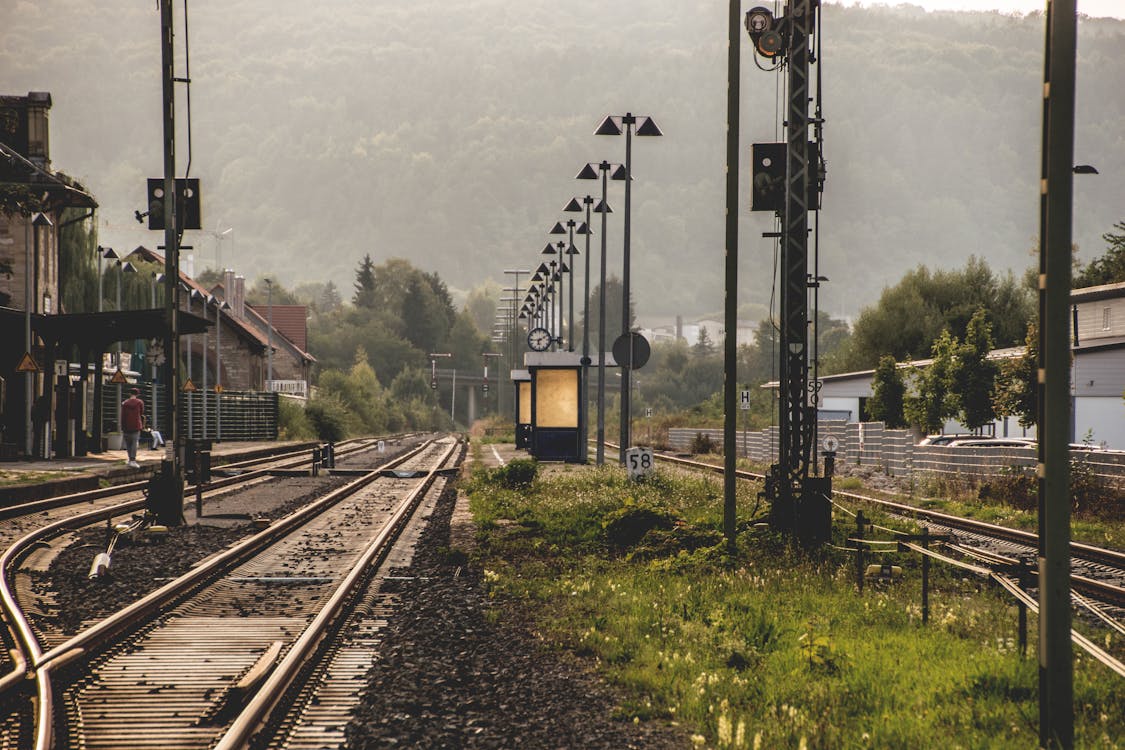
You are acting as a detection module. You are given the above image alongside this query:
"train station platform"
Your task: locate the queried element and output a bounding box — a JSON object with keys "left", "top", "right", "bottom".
{"left": 0, "top": 440, "right": 310, "bottom": 505}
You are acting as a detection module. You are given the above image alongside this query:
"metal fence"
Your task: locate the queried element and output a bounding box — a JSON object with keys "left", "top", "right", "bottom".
{"left": 666, "top": 423, "right": 1125, "bottom": 484}
{"left": 98, "top": 387, "right": 278, "bottom": 441}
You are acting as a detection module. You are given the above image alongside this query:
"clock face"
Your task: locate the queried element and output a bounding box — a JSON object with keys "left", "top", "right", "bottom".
{"left": 527, "top": 327, "right": 552, "bottom": 352}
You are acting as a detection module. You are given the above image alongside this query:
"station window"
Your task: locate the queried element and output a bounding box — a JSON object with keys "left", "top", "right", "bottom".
{"left": 1103, "top": 306, "right": 1111, "bottom": 331}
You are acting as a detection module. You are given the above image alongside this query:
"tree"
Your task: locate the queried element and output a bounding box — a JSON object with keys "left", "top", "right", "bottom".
{"left": 905, "top": 329, "right": 958, "bottom": 434}
{"left": 57, "top": 207, "right": 99, "bottom": 314}
{"left": 839, "top": 257, "right": 1032, "bottom": 370}
{"left": 583, "top": 276, "right": 631, "bottom": 351}
{"left": 693, "top": 326, "right": 716, "bottom": 356}
{"left": 402, "top": 274, "right": 448, "bottom": 353}
{"left": 954, "top": 308, "right": 998, "bottom": 431}
{"left": 867, "top": 354, "right": 907, "bottom": 428}
{"left": 318, "top": 281, "right": 342, "bottom": 313}
{"left": 353, "top": 253, "right": 376, "bottom": 308}
{"left": 464, "top": 280, "right": 501, "bottom": 335}
{"left": 993, "top": 321, "right": 1038, "bottom": 429}
{"left": 1074, "top": 221, "right": 1125, "bottom": 287}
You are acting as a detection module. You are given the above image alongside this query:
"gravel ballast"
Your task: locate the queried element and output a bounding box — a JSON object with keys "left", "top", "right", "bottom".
{"left": 345, "top": 481, "right": 688, "bottom": 749}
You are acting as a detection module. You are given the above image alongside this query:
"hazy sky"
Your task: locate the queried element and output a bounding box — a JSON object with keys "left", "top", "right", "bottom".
{"left": 838, "top": 0, "right": 1124, "bottom": 17}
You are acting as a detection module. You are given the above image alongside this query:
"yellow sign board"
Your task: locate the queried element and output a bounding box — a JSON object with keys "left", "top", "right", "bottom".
{"left": 16, "top": 352, "right": 40, "bottom": 373}
{"left": 109, "top": 369, "right": 129, "bottom": 384}
{"left": 183, "top": 378, "right": 197, "bottom": 392}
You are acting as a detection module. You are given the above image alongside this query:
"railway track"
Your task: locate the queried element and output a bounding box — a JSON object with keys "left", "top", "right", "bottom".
{"left": 642, "top": 447, "right": 1125, "bottom": 610}
{"left": 0, "top": 433, "right": 442, "bottom": 748}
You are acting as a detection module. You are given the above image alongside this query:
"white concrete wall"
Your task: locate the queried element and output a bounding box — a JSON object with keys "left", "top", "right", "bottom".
{"left": 1075, "top": 396, "right": 1125, "bottom": 449}
{"left": 820, "top": 397, "right": 858, "bottom": 421}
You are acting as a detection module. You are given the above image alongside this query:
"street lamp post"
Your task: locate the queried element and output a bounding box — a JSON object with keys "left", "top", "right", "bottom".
{"left": 215, "top": 298, "right": 230, "bottom": 440}
{"left": 151, "top": 272, "right": 164, "bottom": 431}
{"left": 264, "top": 278, "right": 274, "bottom": 388}
{"left": 565, "top": 195, "right": 594, "bottom": 463}
{"left": 577, "top": 161, "right": 619, "bottom": 465}
{"left": 211, "top": 226, "right": 232, "bottom": 272}
{"left": 115, "top": 259, "right": 137, "bottom": 422}
{"left": 596, "top": 113, "right": 662, "bottom": 462}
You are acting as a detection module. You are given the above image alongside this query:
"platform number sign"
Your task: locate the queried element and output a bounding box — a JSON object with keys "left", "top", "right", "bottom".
{"left": 625, "top": 447, "right": 654, "bottom": 481}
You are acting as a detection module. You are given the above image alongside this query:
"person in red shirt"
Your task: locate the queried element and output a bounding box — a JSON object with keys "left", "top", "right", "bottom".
{"left": 120, "top": 388, "right": 145, "bottom": 468}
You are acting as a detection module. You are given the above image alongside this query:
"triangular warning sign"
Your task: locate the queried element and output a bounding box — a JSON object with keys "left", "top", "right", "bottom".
{"left": 109, "top": 369, "right": 129, "bottom": 384}
{"left": 16, "top": 352, "right": 40, "bottom": 373}
{"left": 183, "top": 379, "right": 197, "bottom": 392}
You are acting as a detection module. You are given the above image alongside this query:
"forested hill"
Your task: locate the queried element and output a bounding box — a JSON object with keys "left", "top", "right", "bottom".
{"left": 1, "top": 1, "right": 1121, "bottom": 320}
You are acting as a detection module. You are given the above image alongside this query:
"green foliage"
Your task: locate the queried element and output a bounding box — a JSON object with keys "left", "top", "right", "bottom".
{"left": 602, "top": 501, "right": 676, "bottom": 551}
{"left": 993, "top": 322, "right": 1038, "bottom": 429}
{"left": 1074, "top": 221, "right": 1125, "bottom": 287}
{"left": 840, "top": 257, "right": 1033, "bottom": 371}
{"left": 57, "top": 207, "right": 99, "bottom": 314}
{"left": 797, "top": 621, "right": 845, "bottom": 673}
{"left": 867, "top": 354, "right": 907, "bottom": 428}
{"left": 690, "top": 431, "right": 717, "bottom": 455}
{"left": 492, "top": 458, "right": 538, "bottom": 490}
{"left": 464, "top": 280, "right": 502, "bottom": 335}
{"left": 303, "top": 394, "right": 356, "bottom": 441}
{"left": 468, "top": 466, "right": 1125, "bottom": 748}
{"left": 277, "top": 396, "right": 316, "bottom": 440}
{"left": 353, "top": 253, "right": 376, "bottom": 308}
{"left": 582, "top": 276, "right": 631, "bottom": 352}
{"left": 954, "top": 308, "right": 998, "bottom": 430}
{"left": 904, "top": 329, "right": 959, "bottom": 433}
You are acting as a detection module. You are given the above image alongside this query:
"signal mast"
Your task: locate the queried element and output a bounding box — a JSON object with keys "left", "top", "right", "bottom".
{"left": 746, "top": 1, "right": 830, "bottom": 544}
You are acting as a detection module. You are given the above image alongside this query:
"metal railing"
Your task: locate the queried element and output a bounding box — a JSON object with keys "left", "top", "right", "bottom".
{"left": 98, "top": 388, "right": 278, "bottom": 441}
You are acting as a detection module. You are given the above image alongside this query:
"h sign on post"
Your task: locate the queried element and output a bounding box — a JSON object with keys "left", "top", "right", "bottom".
{"left": 625, "top": 447, "right": 654, "bottom": 481}
{"left": 740, "top": 389, "right": 751, "bottom": 410}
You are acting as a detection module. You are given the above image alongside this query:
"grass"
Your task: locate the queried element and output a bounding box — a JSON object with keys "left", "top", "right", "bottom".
{"left": 0, "top": 469, "right": 72, "bottom": 488}
{"left": 465, "top": 463, "right": 1125, "bottom": 749}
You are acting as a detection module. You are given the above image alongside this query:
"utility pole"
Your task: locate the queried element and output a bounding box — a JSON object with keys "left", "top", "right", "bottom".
{"left": 722, "top": 0, "right": 741, "bottom": 551}
{"left": 159, "top": 0, "right": 184, "bottom": 518}
{"left": 1038, "top": 1, "right": 1076, "bottom": 746}
{"left": 747, "top": 1, "right": 830, "bottom": 545}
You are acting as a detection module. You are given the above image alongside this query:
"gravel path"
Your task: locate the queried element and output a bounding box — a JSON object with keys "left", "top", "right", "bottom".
{"left": 345, "top": 482, "right": 688, "bottom": 749}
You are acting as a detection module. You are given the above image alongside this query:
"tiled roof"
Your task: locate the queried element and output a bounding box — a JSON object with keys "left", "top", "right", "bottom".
{"left": 249, "top": 304, "right": 307, "bottom": 350}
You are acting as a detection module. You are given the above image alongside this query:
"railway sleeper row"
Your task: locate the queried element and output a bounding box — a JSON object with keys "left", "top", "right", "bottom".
{"left": 2, "top": 435, "right": 459, "bottom": 749}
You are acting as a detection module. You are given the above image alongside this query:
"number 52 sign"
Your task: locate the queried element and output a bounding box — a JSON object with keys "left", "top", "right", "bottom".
{"left": 625, "top": 447, "right": 654, "bottom": 480}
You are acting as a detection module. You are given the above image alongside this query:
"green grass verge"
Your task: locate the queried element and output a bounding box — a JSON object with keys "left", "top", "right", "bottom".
{"left": 0, "top": 469, "right": 72, "bottom": 488}
{"left": 465, "top": 464, "right": 1125, "bottom": 749}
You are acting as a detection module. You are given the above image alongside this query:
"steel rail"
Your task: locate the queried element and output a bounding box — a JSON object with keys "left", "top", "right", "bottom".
{"left": 0, "top": 436, "right": 386, "bottom": 692}
{"left": 633, "top": 444, "right": 1125, "bottom": 571}
{"left": 213, "top": 438, "right": 462, "bottom": 749}
{"left": 627, "top": 445, "right": 1125, "bottom": 611}
{"left": 0, "top": 436, "right": 377, "bottom": 521}
{"left": 2, "top": 439, "right": 431, "bottom": 750}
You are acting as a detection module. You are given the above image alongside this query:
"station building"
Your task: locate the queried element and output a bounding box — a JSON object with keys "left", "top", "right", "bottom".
{"left": 815, "top": 281, "right": 1125, "bottom": 449}
{"left": 0, "top": 91, "right": 312, "bottom": 460}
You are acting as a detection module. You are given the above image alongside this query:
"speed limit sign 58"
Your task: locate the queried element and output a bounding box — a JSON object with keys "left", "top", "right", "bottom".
{"left": 624, "top": 447, "right": 654, "bottom": 480}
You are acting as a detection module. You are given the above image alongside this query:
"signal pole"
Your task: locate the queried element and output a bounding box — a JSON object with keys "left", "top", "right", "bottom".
{"left": 159, "top": 0, "right": 184, "bottom": 519}
{"left": 746, "top": 1, "right": 830, "bottom": 544}
{"left": 1038, "top": 1, "right": 1076, "bottom": 746}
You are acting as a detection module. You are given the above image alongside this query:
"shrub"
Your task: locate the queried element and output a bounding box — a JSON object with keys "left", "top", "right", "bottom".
{"left": 982, "top": 465, "right": 1036, "bottom": 510}
{"left": 690, "top": 432, "right": 717, "bottom": 455}
{"left": 277, "top": 396, "right": 315, "bottom": 440}
{"left": 304, "top": 395, "right": 354, "bottom": 442}
{"left": 603, "top": 503, "right": 676, "bottom": 550}
{"left": 493, "top": 458, "right": 538, "bottom": 490}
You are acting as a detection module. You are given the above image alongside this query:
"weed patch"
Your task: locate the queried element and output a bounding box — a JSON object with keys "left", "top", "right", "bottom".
{"left": 466, "top": 465, "right": 1125, "bottom": 748}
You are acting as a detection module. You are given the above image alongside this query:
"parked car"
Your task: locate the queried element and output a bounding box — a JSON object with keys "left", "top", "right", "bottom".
{"left": 916, "top": 434, "right": 973, "bottom": 446}
{"left": 945, "top": 438, "right": 1036, "bottom": 448}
